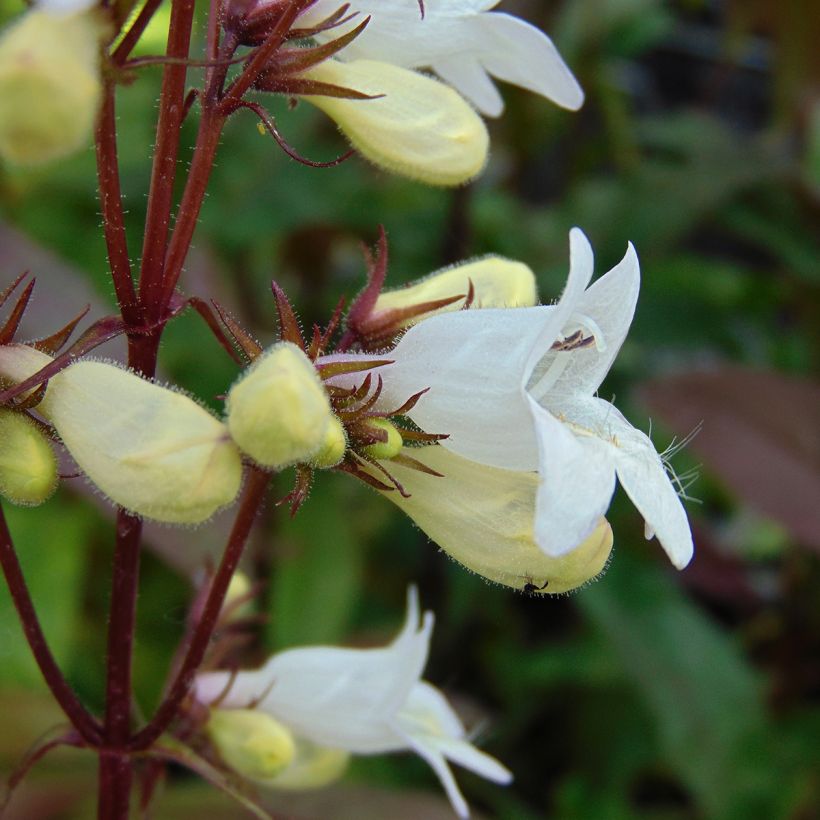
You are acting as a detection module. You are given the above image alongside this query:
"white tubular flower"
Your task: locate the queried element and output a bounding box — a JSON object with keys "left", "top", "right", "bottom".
{"left": 195, "top": 589, "right": 512, "bottom": 817}
{"left": 356, "top": 229, "right": 693, "bottom": 569}
{"left": 299, "top": 0, "right": 583, "bottom": 117}
{"left": 0, "top": 345, "right": 243, "bottom": 524}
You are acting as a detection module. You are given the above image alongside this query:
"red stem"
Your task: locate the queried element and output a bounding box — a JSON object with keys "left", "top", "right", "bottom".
{"left": 138, "top": 0, "right": 197, "bottom": 319}
{"left": 95, "top": 85, "right": 139, "bottom": 324}
{"left": 111, "top": 0, "right": 165, "bottom": 65}
{"left": 128, "top": 467, "right": 271, "bottom": 751}
{"left": 0, "top": 506, "right": 101, "bottom": 743}
{"left": 97, "top": 510, "right": 144, "bottom": 819}
{"left": 157, "top": 105, "right": 226, "bottom": 310}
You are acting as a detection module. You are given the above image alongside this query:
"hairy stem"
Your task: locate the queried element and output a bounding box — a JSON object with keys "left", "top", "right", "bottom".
{"left": 157, "top": 104, "right": 225, "bottom": 309}
{"left": 128, "top": 467, "right": 271, "bottom": 751}
{"left": 138, "top": 0, "right": 197, "bottom": 319}
{"left": 95, "top": 85, "right": 139, "bottom": 324}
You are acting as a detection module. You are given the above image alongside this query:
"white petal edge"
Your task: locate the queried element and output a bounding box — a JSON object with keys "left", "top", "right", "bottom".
{"left": 524, "top": 227, "right": 597, "bottom": 383}
{"left": 465, "top": 12, "right": 584, "bottom": 111}
{"left": 529, "top": 396, "right": 617, "bottom": 556}
{"left": 432, "top": 56, "right": 505, "bottom": 117}
{"left": 548, "top": 241, "right": 641, "bottom": 399}
{"left": 558, "top": 396, "right": 694, "bottom": 569}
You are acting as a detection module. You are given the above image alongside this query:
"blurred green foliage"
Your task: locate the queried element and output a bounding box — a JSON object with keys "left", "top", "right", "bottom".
{"left": 1, "top": 0, "right": 819, "bottom": 818}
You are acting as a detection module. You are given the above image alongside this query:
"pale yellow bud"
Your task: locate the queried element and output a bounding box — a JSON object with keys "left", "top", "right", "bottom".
{"left": 301, "top": 59, "right": 489, "bottom": 187}
{"left": 0, "top": 344, "right": 243, "bottom": 524}
{"left": 375, "top": 257, "right": 538, "bottom": 328}
{"left": 311, "top": 415, "right": 347, "bottom": 469}
{"left": 0, "top": 408, "right": 57, "bottom": 506}
{"left": 379, "top": 445, "right": 613, "bottom": 593}
{"left": 267, "top": 741, "right": 349, "bottom": 790}
{"left": 207, "top": 709, "right": 296, "bottom": 782}
{"left": 223, "top": 570, "right": 254, "bottom": 619}
{"left": 361, "top": 418, "right": 403, "bottom": 461}
{"left": 227, "top": 342, "right": 333, "bottom": 470}
{"left": 0, "top": 7, "right": 107, "bottom": 166}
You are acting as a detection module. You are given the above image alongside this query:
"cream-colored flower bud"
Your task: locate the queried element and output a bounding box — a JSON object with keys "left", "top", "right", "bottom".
{"left": 301, "top": 59, "right": 489, "bottom": 186}
{"left": 0, "top": 344, "right": 243, "bottom": 524}
{"left": 207, "top": 709, "right": 296, "bottom": 782}
{"left": 380, "top": 445, "right": 613, "bottom": 593}
{"left": 361, "top": 418, "right": 403, "bottom": 461}
{"left": 268, "top": 741, "right": 350, "bottom": 790}
{"left": 227, "top": 342, "right": 333, "bottom": 470}
{"left": 376, "top": 257, "right": 538, "bottom": 329}
{"left": 0, "top": 6, "right": 107, "bottom": 166}
{"left": 0, "top": 408, "right": 57, "bottom": 506}
{"left": 311, "top": 415, "right": 347, "bottom": 469}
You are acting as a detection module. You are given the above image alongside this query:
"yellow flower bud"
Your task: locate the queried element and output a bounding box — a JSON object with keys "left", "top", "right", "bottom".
{"left": 379, "top": 445, "right": 613, "bottom": 593}
{"left": 301, "top": 59, "right": 489, "bottom": 186}
{"left": 267, "top": 741, "right": 349, "bottom": 790}
{"left": 311, "top": 414, "right": 347, "bottom": 469}
{"left": 0, "top": 7, "right": 106, "bottom": 166}
{"left": 375, "top": 257, "right": 538, "bottom": 329}
{"left": 361, "top": 418, "right": 403, "bottom": 461}
{"left": 207, "top": 709, "right": 296, "bottom": 782}
{"left": 0, "top": 408, "right": 57, "bottom": 506}
{"left": 227, "top": 342, "right": 333, "bottom": 470}
{"left": 0, "top": 344, "right": 243, "bottom": 524}
{"left": 223, "top": 570, "right": 254, "bottom": 618}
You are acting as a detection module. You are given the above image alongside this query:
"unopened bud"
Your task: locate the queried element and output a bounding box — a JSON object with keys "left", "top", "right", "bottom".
{"left": 269, "top": 741, "right": 350, "bottom": 790}
{"left": 0, "top": 344, "right": 243, "bottom": 524}
{"left": 376, "top": 257, "right": 538, "bottom": 329}
{"left": 0, "top": 408, "right": 57, "bottom": 506}
{"left": 227, "top": 342, "right": 333, "bottom": 470}
{"left": 311, "top": 415, "right": 347, "bottom": 469}
{"left": 207, "top": 708, "right": 296, "bottom": 782}
{"left": 0, "top": 6, "right": 107, "bottom": 165}
{"left": 300, "top": 59, "right": 489, "bottom": 187}
{"left": 361, "top": 418, "right": 403, "bottom": 461}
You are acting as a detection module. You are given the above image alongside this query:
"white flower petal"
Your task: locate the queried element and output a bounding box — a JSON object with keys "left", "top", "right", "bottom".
{"left": 461, "top": 12, "right": 584, "bottom": 111}
{"left": 530, "top": 397, "right": 617, "bottom": 556}
{"left": 400, "top": 683, "right": 513, "bottom": 784}
{"left": 383, "top": 306, "right": 550, "bottom": 470}
{"left": 432, "top": 56, "right": 504, "bottom": 117}
{"left": 557, "top": 397, "right": 694, "bottom": 569}
{"left": 400, "top": 732, "right": 471, "bottom": 818}
{"left": 298, "top": 1, "right": 582, "bottom": 115}
{"left": 524, "top": 227, "right": 597, "bottom": 382}
{"left": 545, "top": 242, "right": 640, "bottom": 401}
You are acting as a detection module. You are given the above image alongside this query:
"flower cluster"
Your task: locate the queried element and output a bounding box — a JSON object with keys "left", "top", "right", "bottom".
{"left": 0, "top": 1, "right": 697, "bottom": 816}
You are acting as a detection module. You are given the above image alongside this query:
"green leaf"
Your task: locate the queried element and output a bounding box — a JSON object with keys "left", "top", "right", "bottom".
{"left": 268, "top": 475, "right": 364, "bottom": 648}
{"left": 578, "top": 551, "right": 781, "bottom": 819}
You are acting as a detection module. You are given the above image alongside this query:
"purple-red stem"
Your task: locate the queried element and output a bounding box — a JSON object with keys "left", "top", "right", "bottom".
{"left": 128, "top": 467, "right": 271, "bottom": 751}
{"left": 111, "top": 0, "right": 165, "bottom": 65}
{"left": 138, "top": 0, "right": 197, "bottom": 319}
{"left": 157, "top": 105, "right": 225, "bottom": 310}
{"left": 95, "top": 85, "right": 139, "bottom": 324}
{"left": 98, "top": 510, "right": 144, "bottom": 819}
{"left": 0, "top": 506, "right": 101, "bottom": 743}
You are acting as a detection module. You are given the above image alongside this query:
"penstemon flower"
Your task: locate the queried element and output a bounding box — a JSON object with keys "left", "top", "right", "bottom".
{"left": 297, "top": 0, "right": 584, "bottom": 116}
{"left": 352, "top": 228, "right": 693, "bottom": 569}
{"left": 195, "top": 588, "right": 512, "bottom": 817}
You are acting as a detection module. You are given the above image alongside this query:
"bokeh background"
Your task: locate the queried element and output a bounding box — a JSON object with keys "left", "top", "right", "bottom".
{"left": 1, "top": 0, "right": 818, "bottom": 817}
